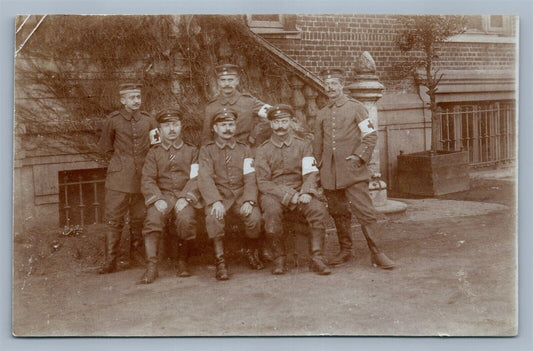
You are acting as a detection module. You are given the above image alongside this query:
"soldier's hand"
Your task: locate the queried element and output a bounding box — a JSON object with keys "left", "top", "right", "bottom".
{"left": 290, "top": 192, "right": 300, "bottom": 204}
{"left": 240, "top": 201, "right": 253, "bottom": 217}
{"left": 298, "top": 193, "right": 312, "bottom": 204}
{"left": 175, "top": 198, "right": 189, "bottom": 213}
{"left": 211, "top": 201, "right": 226, "bottom": 221}
{"left": 154, "top": 200, "right": 168, "bottom": 213}
{"left": 346, "top": 155, "right": 363, "bottom": 168}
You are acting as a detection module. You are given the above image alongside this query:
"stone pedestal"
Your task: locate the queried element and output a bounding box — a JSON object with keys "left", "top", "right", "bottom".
{"left": 347, "top": 52, "right": 406, "bottom": 214}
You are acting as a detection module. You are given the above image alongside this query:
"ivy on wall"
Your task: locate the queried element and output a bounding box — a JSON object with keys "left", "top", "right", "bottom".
{"left": 15, "top": 15, "right": 296, "bottom": 160}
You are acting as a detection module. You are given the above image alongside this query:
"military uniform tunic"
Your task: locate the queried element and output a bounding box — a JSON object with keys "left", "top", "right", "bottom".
{"left": 202, "top": 91, "right": 270, "bottom": 145}
{"left": 141, "top": 140, "right": 200, "bottom": 240}
{"left": 198, "top": 139, "right": 261, "bottom": 239}
{"left": 98, "top": 108, "right": 158, "bottom": 228}
{"left": 313, "top": 94, "right": 379, "bottom": 226}
{"left": 99, "top": 108, "right": 159, "bottom": 193}
{"left": 255, "top": 133, "right": 328, "bottom": 234}
{"left": 313, "top": 95, "right": 376, "bottom": 190}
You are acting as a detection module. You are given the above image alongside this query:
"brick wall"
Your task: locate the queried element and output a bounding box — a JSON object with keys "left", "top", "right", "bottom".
{"left": 267, "top": 15, "right": 516, "bottom": 93}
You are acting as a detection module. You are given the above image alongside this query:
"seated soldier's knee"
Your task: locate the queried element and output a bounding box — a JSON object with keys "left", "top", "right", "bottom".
{"left": 243, "top": 209, "right": 262, "bottom": 239}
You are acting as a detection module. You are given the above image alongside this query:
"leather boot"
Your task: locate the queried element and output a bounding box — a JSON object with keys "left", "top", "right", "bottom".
{"left": 309, "top": 228, "right": 331, "bottom": 275}
{"left": 328, "top": 215, "right": 353, "bottom": 266}
{"left": 98, "top": 226, "right": 121, "bottom": 274}
{"left": 213, "top": 237, "right": 229, "bottom": 281}
{"left": 267, "top": 232, "right": 286, "bottom": 275}
{"left": 138, "top": 234, "right": 159, "bottom": 284}
{"left": 176, "top": 239, "right": 192, "bottom": 278}
{"left": 361, "top": 222, "right": 395, "bottom": 270}
{"left": 259, "top": 234, "right": 274, "bottom": 262}
{"left": 244, "top": 238, "right": 264, "bottom": 270}
{"left": 129, "top": 226, "right": 146, "bottom": 267}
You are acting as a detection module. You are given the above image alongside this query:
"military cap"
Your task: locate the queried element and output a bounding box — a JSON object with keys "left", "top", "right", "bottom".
{"left": 212, "top": 108, "right": 238, "bottom": 125}
{"left": 319, "top": 68, "right": 344, "bottom": 80}
{"left": 267, "top": 104, "right": 295, "bottom": 120}
{"left": 119, "top": 82, "right": 142, "bottom": 95}
{"left": 156, "top": 109, "right": 182, "bottom": 124}
{"left": 215, "top": 64, "right": 240, "bottom": 77}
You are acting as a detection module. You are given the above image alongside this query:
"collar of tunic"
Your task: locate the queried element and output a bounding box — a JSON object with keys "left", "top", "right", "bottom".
{"left": 215, "top": 138, "right": 236, "bottom": 149}
{"left": 328, "top": 94, "right": 349, "bottom": 108}
{"left": 270, "top": 133, "right": 293, "bottom": 148}
{"left": 218, "top": 91, "right": 241, "bottom": 106}
{"left": 161, "top": 139, "right": 184, "bottom": 150}
{"left": 119, "top": 108, "right": 141, "bottom": 121}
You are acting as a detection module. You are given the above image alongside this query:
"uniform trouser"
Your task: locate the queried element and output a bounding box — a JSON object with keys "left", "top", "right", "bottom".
{"left": 324, "top": 181, "right": 379, "bottom": 252}
{"left": 324, "top": 181, "right": 379, "bottom": 225}
{"left": 104, "top": 189, "right": 146, "bottom": 232}
{"left": 143, "top": 199, "right": 197, "bottom": 264}
{"left": 204, "top": 201, "right": 261, "bottom": 240}
{"left": 260, "top": 194, "right": 328, "bottom": 258}
{"left": 103, "top": 189, "right": 146, "bottom": 263}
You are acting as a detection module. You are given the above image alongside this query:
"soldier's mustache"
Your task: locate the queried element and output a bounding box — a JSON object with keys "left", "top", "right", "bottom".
{"left": 274, "top": 127, "right": 288, "bottom": 132}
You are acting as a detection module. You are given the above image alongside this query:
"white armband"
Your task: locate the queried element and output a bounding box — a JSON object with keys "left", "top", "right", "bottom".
{"left": 302, "top": 156, "right": 319, "bottom": 176}
{"left": 258, "top": 104, "right": 272, "bottom": 119}
{"left": 149, "top": 128, "right": 161, "bottom": 145}
{"left": 243, "top": 158, "right": 255, "bottom": 175}
{"left": 189, "top": 163, "right": 199, "bottom": 179}
{"left": 358, "top": 118, "right": 376, "bottom": 138}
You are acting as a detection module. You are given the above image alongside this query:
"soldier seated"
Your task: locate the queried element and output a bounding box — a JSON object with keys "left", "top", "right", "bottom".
{"left": 138, "top": 109, "right": 201, "bottom": 284}
{"left": 198, "top": 108, "right": 264, "bottom": 281}
{"left": 255, "top": 104, "right": 331, "bottom": 275}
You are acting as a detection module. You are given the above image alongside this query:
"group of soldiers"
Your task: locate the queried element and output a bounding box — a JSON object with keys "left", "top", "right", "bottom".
{"left": 97, "top": 64, "right": 395, "bottom": 284}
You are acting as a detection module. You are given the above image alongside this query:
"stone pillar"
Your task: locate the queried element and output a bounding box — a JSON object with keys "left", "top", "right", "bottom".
{"left": 303, "top": 84, "right": 319, "bottom": 130}
{"left": 346, "top": 51, "right": 384, "bottom": 178}
{"left": 347, "top": 52, "right": 405, "bottom": 213}
{"left": 289, "top": 75, "right": 306, "bottom": 124}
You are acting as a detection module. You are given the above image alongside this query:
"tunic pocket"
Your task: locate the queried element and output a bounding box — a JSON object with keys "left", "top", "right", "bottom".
{"left": 108, "top": 156, "right": 122, "bottom": 173}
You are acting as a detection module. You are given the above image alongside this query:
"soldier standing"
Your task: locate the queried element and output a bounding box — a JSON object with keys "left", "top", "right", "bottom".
{"left": 98, "top": 83, "right": 158, "bottom": 274}
{"left": 255, "top": 104, "right": 331, "bottom": 275}
{"left": 313, "top": 69, "right": 395, "bottom": 269}
{"left": 202, "top": 63, "right": 271, "bottom": 146}
{"left": 198, "top": 108, "right": 264, "bottom": 281}
{"left": 139, "top": 109, "right": 200, "bottom": 284}
{"left": 202, "top": 63, "right": 273, "bottom": 262}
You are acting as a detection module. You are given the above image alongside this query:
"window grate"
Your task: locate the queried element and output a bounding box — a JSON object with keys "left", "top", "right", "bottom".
{"left": 58, "top": 168, "right": 107, "bottom": 226}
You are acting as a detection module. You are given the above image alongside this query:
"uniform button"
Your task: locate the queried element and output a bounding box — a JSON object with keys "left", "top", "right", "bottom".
{"left": 333, "top": 147, "right": 336, "bottom": 151}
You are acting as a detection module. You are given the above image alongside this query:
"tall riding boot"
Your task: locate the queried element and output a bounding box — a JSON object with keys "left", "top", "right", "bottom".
{"left": 99, "top": 226, "right": 121, "bottom": 274}
{"left": 177, "top": 239, "right": 192, "bottom": 278}
{"left": 244, "top": 238, "right": 265, "bottom": 270}
{"left": 129, "top": 226, "right": 146, "bottom": 267}
{"left": 138, "top": 234, "right": 159, "bottom": 284}
{"left": 267, "top": 232, "right": 286, "bottom": 275}
{"left": 258, "top": 233, "right": 274, "bottom": 263}
{"left": 213, "top": 237, "right": 229, "bottom": 281}
{"left": 309, "top": 228, "right": 331, "bottom": 275}
{"left": 361, "top": 222, "right": 395, "bottom": 270}
{"left": 328, "top": 215, "right": 353, "bottom": 266}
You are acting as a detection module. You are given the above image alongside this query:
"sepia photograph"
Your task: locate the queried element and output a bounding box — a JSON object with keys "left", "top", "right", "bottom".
{"left": 12, "top": 12, "right": 519, "bottom": 337}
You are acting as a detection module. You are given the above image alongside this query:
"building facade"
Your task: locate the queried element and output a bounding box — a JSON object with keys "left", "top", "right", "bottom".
{"left": 14, "top": 14, "right": 517, "bottom": 230}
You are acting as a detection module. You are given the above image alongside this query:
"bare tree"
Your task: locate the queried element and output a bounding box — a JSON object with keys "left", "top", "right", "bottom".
{"left": 394, "top": 15, "right": 467, "bottom": 151}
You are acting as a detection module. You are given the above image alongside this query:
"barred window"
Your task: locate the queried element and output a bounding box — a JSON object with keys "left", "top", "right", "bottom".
{"left": 58, "top": 168, "right": 106, "bottom": 226}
